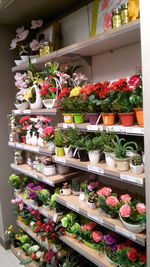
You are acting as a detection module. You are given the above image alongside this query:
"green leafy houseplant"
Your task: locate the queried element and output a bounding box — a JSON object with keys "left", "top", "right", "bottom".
{"left": 85, "top": 135, "right": 103, "bottom": 151}
{"left": 131, "top": 156, "right": 143, "bottom": 166}
{"left": 67, "top": 128, "right": 81, "bottom": 148}
{"left": 8, "top": 174, "right": 24, "bottom": 190}
{"left": 54, "top": 129, "right": 64, "bottom": 147}
{"left": 61, "top": 213, "right": 77, "bottom": 233}
{"left": 62, "top": 97, "right": 86, "bottom": 113}
{"left": 100, "top": 91, "right": 119, "bottom": 113}
{"left": 37, "top": 189, "right": 51, "bottom": 206}
{"left": 84, "top": 94, "right": 101, "bottom": 113}
{"left": 111, "top": 91, "right": 133, "bottom": 113}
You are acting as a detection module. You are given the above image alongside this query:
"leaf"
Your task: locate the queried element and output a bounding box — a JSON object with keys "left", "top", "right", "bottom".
{"left": 20, "top": 258, "right": 33, "bottom": 265}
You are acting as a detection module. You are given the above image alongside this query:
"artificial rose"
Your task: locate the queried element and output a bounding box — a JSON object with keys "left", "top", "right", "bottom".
{"left": 136, "top": 203, "right": 146, "bottom": 214}
{"left": 97, "top": 187, "right": 112, "bottom": 197}
{"left": 104, "top": 231, "right": 119, "bottom": 245}
{"left": 127, "top": 248, "right": 138, "bottom": 262}
{"left": 128, "top": 75, "right": 141, "bottom": 88}
{"left": 42, "top": 82, "right": 51, "bottom": 90}
{"left": 84, "top": 222, "right": 96, "bottom": 231}
{"left": 22, "top": 124, "right": 30, "bottom": 131}
{"left": 120, "top": 204, "right": 132, "bottom": 218}
{"left": 39, "top": 89, "right": 47, "bottom": 95}
{"left": 120, "top": 194, "right": 132, "bottom": 202}
{"left": 44, "top": 126, "right": 54, "bottom": 135}
{"left": 20, "top": 116, "right": 30, "bottom": 124}
{"left": 118, "top": 243, "right": 126, "bottom": 251}
{"left": 92, "top": 231, "right": 103, "bottom": 243}
{"left": 36, "top": 221, "right": 42, "bottom": 226}
{"left": 139, "top": 252, "right": 146, "bottom": 262}
{"left": 31, "top": 19, "right": 43, "bottom": 29}
{"left": 106, "top": 196, "right": 119, "bottom": 207}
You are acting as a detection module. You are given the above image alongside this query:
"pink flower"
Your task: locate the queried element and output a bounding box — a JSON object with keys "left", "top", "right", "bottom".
{"left": 19, "top": 202, "right": 24, "bottom": 211}
{"left": 14, "top": 72, "right": 27, "bottom": 81}
{"left": 120, "top": 204, "right": 132, "bottom": 217}
{"left": 103, "top": 12, "right": 112, "bottom": 31}
{"left": 10, "top": 38, "right": 18, "bottom": 50}
{"left": 35, "top": 124, "right": 41, "bottom": 129}
{"left": 128, "top": 75, "right": 141, "bottom": 88}
{"left": 16, "top": 26, "right": 25, "bottom": 34}
{"left": 120, "top": 194, "right": 132, "bottom": 202}
{"left": 31, "top": 19, "right": 43, "bottom": 29}
{"left": 17, "top": 29, "right": 29, "bottom": 41}
{"left": 44, "top": 126, "right": 54, "bottom": 135}
{"left": 84, "top": 222, "right": 96, "bottom": 231}
{"left": 102, "top": 0, "right": 109, "bottom": 10}
{"left": 136, "top": 203, "right": 146, "bottom": 214}
{"left": 97, "top": 187, "right": 112, "bottom": 197}
{"left": 11, "top": 199, "right": 16, "bottom": 204}
{"left": 30, "top": 39, "right": 41, "bottom": 51}
{"left": 106, "top": 196, "right": 119, "bottom": 207}
{"left": 22, "top": 124, "right": 30, "bottom": 130}
{"left": 39, "top": 116, "right": 52, "bottom": 123}
{"left": 92, "top": 231, "right": 103, "bottom": 243}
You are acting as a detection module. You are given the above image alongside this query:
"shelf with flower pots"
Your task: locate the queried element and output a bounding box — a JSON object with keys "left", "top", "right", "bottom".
{"left": 11, "top": 245, "right": 38, "bottom": 267}
{"left": 11, "top": 163, "right": 79, "bottom": 187}
{"left": 56, "top": 194, "right": 146, "bottom": 246}
{"left": 12, "top": 108, "right": 61, "bottom": 116}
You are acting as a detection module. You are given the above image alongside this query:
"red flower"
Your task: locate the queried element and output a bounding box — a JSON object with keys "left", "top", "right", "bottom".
{"left": 118, "top": 243, "right": 127, "bottom": 251}
{"left": 34, "top": 227, "right": 41, "bottom": 233}
{"left": 59, "top": 227, "right": 65, "bottom": 233}
{"left": 102, "top": 0, "right": 109, "bottom": 10}
{"left": 42, "top": 220, "right": 55, "bottom": 233}
{"left": 57, "top": 88, "right": 70, "bottom": 101}
{"left": 39, "top": 89, "right": 47, "bottom": 95}
{"left": 49, "top": 87, "right": 57, "bottom": 93}
{"left": 45, "top": 250, "right": 57, "bottom": 264}
{"left": 84, "top": 222, "right": 96, "bottom": 231}
{"left": 20, "top": 116, "right": 30, "bottom": 124}
{"left": 127, "top": 248, "right": 138, "bottom": 262}
{"left": 139, "top": 252, "right": 146, "bottom": 262}
{"left": 128, "top": 75, "right": 141, "bottom": 88}
{"left": 92, "top": 231, "right": 103, "bottom": 243}
{"left": 31, "top": 210, "right": 41, "bottom": 219}
{"left": 44, "top": 126, "right": 54, "bottom": 135}
{"left": 42, "top": 82, "right": 51, "bottom": 90}
{"left": 31, "top": 253, "right": 37, "bottom": 260}
{"left": 36, "top": 221, "right": 42, "bottom": 226}
{"left": 22, "top": 124, "right": 30, "bottom": 130}
{"left": 124, "top": 240, "right": 134, "bottom": 247}
{"left": 51, "top": 233, "right": 58, "bottom": 239}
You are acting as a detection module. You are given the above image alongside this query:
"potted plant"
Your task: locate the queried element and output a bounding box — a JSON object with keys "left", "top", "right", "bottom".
{"left": 14, "top": 72, "right": 30, "bottom": 110}
{"left": 100, "top": 91, "right": 119, "bottom": 125}
{"left": 40, "top": 126, "right": 55, "bottom": 150}
{"left": 130, "top": 155, "right": 144, "bottom": 174}
{"left": 37, "top": 189, "right": 51, "bottom": 210}
{"left": 60, "top": 182, "right": 72, "bottom": 196}
{"left": 72, "top": 178, "right": 80, "bottom": 196}
{"left": 8, "top": 174, "right": 24, "bottom": 193}
{"left": 67, "top": 128, "right": 81, "bottom": 159}
{"left": 87, "top": 192, "right": 97, "bottom": 209}
{"left": 54, "top": 129, "right": 65, "bottom": 156}
{"left": 42, "top": 157, "right": 56, "bottom": 176}
{"left": 104, "top": 231, "right": 120, "bottom": 266}
{"left": 99, "top": 132, "right": 116, "bottom": 167}
{"left": 119, "top": 199, "right": 146, "bottom": 233}
{"left": 63, "top": 132, "right": 73, "bottom": 158}
{"left": 15, "top": 91, "right": 29, "bottom": 110}
{"left": 85, "top": 135, "right": 102, "bottom": 164}
{"left": 75, "top": 136, "right": 89, "bottom": 162}
{"left": 61, "top": 212, "right": 78, "bottom": 238}
{"left": 67, "top": 96, "right": 86, "bottom": 124}
{"left": 57, "top": 88, "right": 74, "bottom": 123}
{"left": 19, "top": 115, "right": 31, "bottom": 143}
{"left": 105, "top": 135, "right": 138, "bottom": 172}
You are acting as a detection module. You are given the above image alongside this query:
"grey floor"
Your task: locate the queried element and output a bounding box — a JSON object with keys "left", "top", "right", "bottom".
{"left": 0, "top": 245, "right": 20, "bottom": 267}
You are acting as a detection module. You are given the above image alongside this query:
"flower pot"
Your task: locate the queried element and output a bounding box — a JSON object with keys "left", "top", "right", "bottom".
{"left": 56, "top": 164, "right": 69, "bottom": 174}
{"left": 43, "top": 165, "right": 56, "bottom": 176}
{"left": 48, "top": 142, "right": 55, "bottom": 154}
{"left": 119, "top": 112, "right": 135, "bottom": 126}
{"left": 115, "top": 157, "right": 130, "bottom": 171}
{"left": 104, "top": 252, "right": 117, "bottom": 266}
{"left": 14, "top": 60, "right": 22, "bottom": 66}
{"left": 56, "top": 147, "right": 65, "bottom": 156}
{"left": 22, "top": 136, "right": 26, "bottom": 144}
{"left": 78, "top": 149, "right": 89, "bottom": 162}
{"left": 88, "top": 150, "right": 100, "bottom": 164}
{"left": 64, "top": 147, "right": 73, "bottom": 158}
{"left": 104, "top": 152, "right": 116, "bottom": 167}
{"left": 83, "top": 240, "right": 99, "bottom": 250}
{"left": 65, "top": 232, "right": 77, "bottom": 239}
{"left": 72, "top": 147, "right": 79, "bottom": 159}
{"left": 130, "top": 163, "right": 144, "bottom": 174}
{"left": 63, "top": 113, "right": 73, "bottom": 123}
{"left": 60, "top": 187, "right": 72, "bottom": 196}
{"left": 119, "top": 214, "right": 146, "bottom": 233}
{"left": 88, "top": 113, "right": 100, "bottom": 125}
{"left": 101, "top": 113, "right": 116, "bottom": 125}
{"left": 43, "top": 204, "right": 50, "bottom": 210}
{"left": 30, "top": 85, "right": 43, "bottom": 110}
{"left": 14, "top": 188, "right": 22, "bottom": 194}
{"left": 15, "top": 102, "right": 29, "bottom": 110}
{"left": 87, "top": 201, "right": 96, "bottom": 210}
{"left": 134, "top": 108, "right": 144, "bottom": 127}
{"left": 72, "top": 190, "right": 80, "bottom": 196}
{"left": 73, "top": 113, "right": 85, "bottom": 124}
{"left": 42, "top": 99, "right": 56, "bottom": 109}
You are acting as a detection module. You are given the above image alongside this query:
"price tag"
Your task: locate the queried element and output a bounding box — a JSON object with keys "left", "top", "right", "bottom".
{"left": 16, "top": 143, "right": 23, "bottom": 149}
{"left": 54, "top": 156, "right": 66, "bottom": 164}
{"left": 79, "top": 192, "right": 85, "bottom": 201}
{"left": 106, "top": 126, "right": 125, "bottom": 133}
{"left": 53, "top": 214, "right": 58, "bottom": 223}
{"left": 63, "top": 123, "right": 75, "bottom": 129}
{"left": 87, "top": 125, "right": 99, "bottom": 131}
{"left": 23, "top": 110, "right": 31, "bottom": 114}
{"left": 88, "top": 165, "right": 104, "bottom": 174}
{"left": 126, "top": 127, "right": 144, "bottom": 135}
{"left": 120, "top": 174, "right": 143, "bottom": 185}
{"left": 115, "top": 226, "right": 136, "bottom": 240}
{"left": 31, "top": 58, "right": 37, "bottom": 64}
{"left": 14, "top": 110, "right": 21, "bottom": 114}
{"left": 67, "top": 202, "right": 79, "bottom": 212}
{"left": 26, "top": 145, "right": 39, "bottom": 152}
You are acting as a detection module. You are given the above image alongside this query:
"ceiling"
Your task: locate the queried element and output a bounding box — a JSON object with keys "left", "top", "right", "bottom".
{"left": 0, "top": 0, "right": 92, "bottom": 26}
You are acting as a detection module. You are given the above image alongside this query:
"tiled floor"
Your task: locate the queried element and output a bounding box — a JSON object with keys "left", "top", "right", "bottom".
{"left": 0, "top": 245, "right": 20, "bottom": 267}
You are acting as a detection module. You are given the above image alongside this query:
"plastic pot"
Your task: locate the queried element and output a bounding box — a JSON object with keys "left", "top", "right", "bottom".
{"left": 56, "top": 147, "right": 65, "bottom": 156}
{"left": 104, "top": 152, "right": 116, "bottom": 167}
{"left": 134, "top": 108, "right": 144, "bottom": 127}
{"left": 118, "top": 112, "right": 135, "bottom": 126}
{"left": 63, "top": 113, "right": 73, "bottom": 123}
{"left": 101, "top": 113, "right": 116, "bottom": 125}
{"left": 87, "top": 201, "right": 96, "bottom": 210}
{"left": 78, "top": 149, "right": 89, "bottom": 162}
{"left": 64, "top": 147, "right": 73, "bottom": 158}
{"left": 60, "top": 187, "right": 72, "bottom": 196}
{"left": 72, "top": 147, "right": 79, "bottom": 159}
{"left": 88, "top": 113, "right": 100, "bottom": 125}
{"left": 88, "top": 150, "right": 100, "bottom": 164}
{"left": 115, "top": 157, "right": 130, "bottom": 171}
{"left": 73, "top": 113, "right": 85, "bottom": 124}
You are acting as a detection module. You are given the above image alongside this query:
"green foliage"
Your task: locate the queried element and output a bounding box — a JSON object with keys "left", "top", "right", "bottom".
{"left": 61, "top": 213, "right": 77, "bottom": 231}
{"left": 85, "top": 94, "right": 101, "bottom": 113}
{"left": 20, "top": 258, "right": 33, "bottom": 265}
{"left": 111, "top": 91, "right": 133, "bottom": 113}
{"left": 100, "top": 91, "right": 119, "bottom": 113}
{"left": 61, "top": 97, "right": 86, "bottom": 113}
{"left": 8, "top": 174, "right": 24, "bottom": 189}
{"left": 131, "top": 155, "right": 143, "bottom": 166}
{"left": 67, "top": 128, "right": 81, "bottom": 147}
{"left": 37, "top": 189, "right": 51, "bottom": 206}
{"left": 85, "top": 135, "right": 102, "bottom": 151}
{"left": 54, "top": 129, "right": 64, "bottom": 147}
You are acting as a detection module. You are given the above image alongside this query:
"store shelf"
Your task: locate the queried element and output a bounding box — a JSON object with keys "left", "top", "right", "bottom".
{"left": 11, "top": 245, "right": 37, "bottom": 267}
{"left": 11, "top": 163, "right": 79, "bottom": 187}
{"left": 12, "top": 20, "right": 140, "bottom": 72}
{"left": 58, "top": 122, "right": 144, "bottom": 136}
{"left": 12, "top": 108, "right": 60, "bottom": 116}
{"left": 56, "top": 194, "right": 146, "bottom": 246}
{"left": 8, "top": 142, "right": 51, "bottom": 155}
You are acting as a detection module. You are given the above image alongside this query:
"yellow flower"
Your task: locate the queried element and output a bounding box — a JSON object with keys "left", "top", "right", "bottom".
{"left": 15, "top": 234, "right": 21, "bottom": 240}
{"left": 24, "top": 88, "right": 32, "bottom": 100}
{"left": 18, "top": 216, "right": 23, "bottom": 221}
{"left": 8, "top": 225, "right": 13, "bottom": 231}
{"left": 69, "top": 86, "right": 81, "bottom": 97}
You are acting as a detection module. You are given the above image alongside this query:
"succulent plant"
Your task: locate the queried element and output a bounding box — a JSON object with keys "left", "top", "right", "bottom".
{"left": 131, "top": 155, "right": 143, "bottom": 166}
{"left": 88, "top": 192, "right": 97, "bottom": 203}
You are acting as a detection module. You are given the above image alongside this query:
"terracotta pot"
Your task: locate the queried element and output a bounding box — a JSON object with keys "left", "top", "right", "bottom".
{"left": 101, "top": 113, "right": 116, "bottom": 125}
{"left": 63, "top": 113, "right": 74, "bottom": 123}
{"left": 22, "top": 136, "right": 26, "bottom": 144}
{"left": 134, "top": 108, "right": 144, "bottom": 127}
{"left": 88, "top": 113, "right": 100, "bottom": 125}
{"left": 118, "top": 112, "right": 135, "bottom": 126}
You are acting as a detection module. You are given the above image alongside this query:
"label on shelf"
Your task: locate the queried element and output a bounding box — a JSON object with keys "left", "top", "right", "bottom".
{"left": 115, "top": 226, "right": 136, "bottom": 240}
{"left": 31, "top": 58, "right": 37, "bottom": 64}
{"left": 13, "top": 110, "right": 21, "bottom": 114}
{"left": 17, "top": 249, "right": 22, "bottom": 256}
{"left": 67, "top": 202, "right": 79, "bottom": 212}
{"left": 106, "top": 125, "right": 125, "bottom": 133}
{"left": 54, "top": 156, "right": 66, "bottom": 164}
{"left": 63, "top": 123, "right": 75, "bottom": 129}
{"left": 23, "top": 110, "right": 31, "bottom": 114}
{"left": 87, "top": 125, "right": 99, "bottom": 131}
{"left": 16, "top": 143, "right": 23, "bottom": 149}
{"left": 87, "top": 165, "right": 104, "bottom": 174}
{"left": 120, "top": 174, "right": 143, "bottom": 185}
{"left": 79, "top": 192, "right": 85, "bottom": 201}
{"left": 126, "top": 127, "right": 144, "bottom": 135}
{"left": 25, "top": 145, "right": 39, "bottom": 153}
{"left": 87, "top": 212, "right": 103, "bottom": 224}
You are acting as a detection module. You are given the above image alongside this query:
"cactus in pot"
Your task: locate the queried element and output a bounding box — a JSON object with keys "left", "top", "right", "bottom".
{"left": 130, "top": 155, "right": 144, "bottom": 174}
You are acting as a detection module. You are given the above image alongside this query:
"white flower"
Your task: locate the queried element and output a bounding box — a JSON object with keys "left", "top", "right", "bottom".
{"left": 31, "top": 19, "right": 43, "bottom": 29}
{"left": 36, "top": 251, "right": 42, "bottom": 259}
{"left": 14, "top": 72, "right": 27, "bottom": 81}
{"left": 16, "top": 26, "right": 25, "bottom": 34}
{"left": 30, "top": 221, "right": 35, "bottom": 227}
{"left": 10, "top": 38, "right": 18, "bottom": 50}
{"left": 30, "top": 39, "right": 41, "bottom": 51}
{"left": 31, "top": 245, "right": 40, "bottom": 252}
{"left": 17, "top": 29, "right": 29, "bottom": 41}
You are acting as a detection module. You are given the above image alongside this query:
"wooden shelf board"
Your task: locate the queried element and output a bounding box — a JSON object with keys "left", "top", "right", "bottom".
{"left": 56, "top": 194, "right": 146, "bottom": 246}
{"left": 12, "top": 20, "right": 140, "bottom": 72}
{"left": 11, "top": 163, "right": 79, "bottom": 186}
{"left": 12, "top": 108, "right": 59, "bottom": 115}
{"left": 11, "top": 245, "right": 38, "bottom": 267}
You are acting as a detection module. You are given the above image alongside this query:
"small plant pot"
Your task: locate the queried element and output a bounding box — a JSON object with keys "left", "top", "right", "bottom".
{"left": 126, "top": 150, "right": 139, "bottom": 157}
{"left": 63, "top": 113, "right": 74, "bottom": 123}
{"left": 87, "top": 201, "right": 96, "bottom": 210}
{"left": 22, "top": 136, "right": 26, "bottom": 144}
{"left": 101, "top": 113, "right": 116, "bottom": 125}
{"left": 104, "top": 252, "right": 117, "bottom": 266}
{"left": 88, "top": 150, "right": 100, "bottom": 164}
{"left": 64, "top": 147, "right": 73, "bottom": 158}
{"left": 115, "top": 157, "right": 130, "bottom": 172}
{"left": 134, "top": 108, "right": 144, "bottom": 127}
{"left": 119, "top": 112, "right": 135, "bottom": 126}
{"left": 88, "top": 113, "right": 100, "bottom": 125}
{"left": 73, "top": 113, "right": 85, "bottom": 124}
{"left": 56, "top": 147, "right": 65, "bottom": 156}
{"left": 119, "top": 214, "right": 146, "bottom": 233}
{"left": 72, "top": 190, "right": 80, "bottom": 196}
{"left": 130, "top": 163, "right": 144, "bottom": 174}
{"left": 43, "top": 204, "right": 50, "bottom": 210}
{"left": 78, "top": 149, "right": 89, "bottom": 162}
{"left": 43, "top": 165, "right": 56, "bottom": 176}
{"left": 60, "top": 187, "right": 72, "bottom": 196}
{"left": 48, "top": 142, "right": 55, "bottom": 154}
{"left": 14, "top": 188, "right": 22, "bottom": 194}
{"left": 42, "top": 99, "right": 56, "bottom": 109}
{"left": 15, "top": 102, "right": 29, "bottom": 110}
{"left": 104, "top": 152, "right": 116, "bottom": 167}
{"left": 72, "top": 147, "right": 79, "bottom": 159}
{"left": 56, "top": 164, "right": 69, "bottom": 174}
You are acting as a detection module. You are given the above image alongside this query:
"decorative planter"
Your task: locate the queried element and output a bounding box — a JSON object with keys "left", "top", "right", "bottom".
{"left": 14, "top": 188, "right": 22, "bottom": 194}
{"left": 134, "top": 108, "right": 144, "bottom": 127}
{"left": 22, "top": 136, "right": 26, "bottom": 144}
{"left": 43, "top": 204, "right": 50, "bottom": 210}
{"left": 87, "top": 201, "right": 96, "bottom": 210}
{"left": 64, "top": 147, "right": 73, "bottom": 158}
{"left": 88, "top": 113, "right": 100, "bottom": 125}
{"left": 14, "top": 60, "right": 22, "bottom": 66}
{"left": 60, "top": 187, "right": 72, "bottom": 196}
{"left": 118, "top": 112, "right": 135, "bottom": 126}
{"left": 88, "top": 150, "right": 100, "bottom": 164}
{"left": 104, "top": 152, "right": 116, "bottom": 167}
{"left": 72, "top": 190, "right": 80, "bottom": 196}
{"left": 119, "top": 214, "right": 146, "bottom": 233}
{"left": 63, "top": 113, "right": 73, "bottom": 123}
{"left": 101, "top": 113, "right": 116, "bottom": 125}
{"left": 30, "top": 85, "right": 43, "bottom": 110}
{"left": 83, "top": 240, "right": 99, "bottom": 250}
{"left": 78, "top": 149, "right": 89, "bottom": 162}
{"left": 42, "top": 99, "right": 56, "bottom": 109}
{"left": 15, "top": 102, "right": 29, "bottom": 110}
{"left": 56, "top": 147, "right": 65, "bottom": 156}
{"left": 43, "top": 165, "right": 56, "bottom": 176}
{"left": 115, "top": 157, "right": 130, "bottom": 171}
{"left": 73, "top": 113, "right": 85, "bottom": 124}
{"left": 130, "top": 163, "right": 144, "bottom": 174}
{"left": 56, "top": 164, "right": 69, "bottom": 174}
{"left": 104, "top": 252, "right": 117, "bottom": 266}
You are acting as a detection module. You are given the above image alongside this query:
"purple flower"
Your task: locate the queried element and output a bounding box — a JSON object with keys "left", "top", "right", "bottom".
{"left": 27, "top": 183, "right": 35, "bottom": 190}
{"left": 110, "top": 244, "right": 119, "bottom": 252}
{"left": 104, "top": 232, "right": 119, "bottom": 245}
{"left": 28, "top": 206, "right": 33, "bottom": 212}
{"left": 28, "top": 192, "right": 37, "bottom": 199}
{"left": 87, "top": 182, "right": 99, "bottom": 191}
{"left": 35, "top": 185, "right": 43, "bottom": 191}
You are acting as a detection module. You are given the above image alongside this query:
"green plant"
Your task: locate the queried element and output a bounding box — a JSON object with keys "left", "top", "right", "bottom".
{"left": 88, "top": 192, "right": 97, "bottom": 203}
{"left": 84, "top": 94, "right": 101, "bottom": 113}
{"left": 72, "top": 178, "right": 80, "bottom": 192}
{"left": 111, "top": 91, "right": 133, "bottom": 113}
{"left": 37, "top": 189, "right": 51, "bottom": 206}
{"left": 61, "top": 213, "right": 77, "bottom": 231}
{"left": 62, "top": 97, "right": 86, "bottom": 113}
{"left": 100, "top": 91, "right": 119, "bottom": 113}
{"left": 131, "top": 155, "right": 143, "bottom": 166}
{"left": 74, "top": 135, "right": 89, "bottom": 150}
{"left": 54, "top": 129, "right": 64, "bottom": 147}
{"left": 8, "top": 174, "right": 24, "bottom": 189}
{"left": 67, "top": 128, "right": 81, "bottom": 147}
{"left": 85, "top": 135, "right": 102, "bottom": 151}
{"left": 105, "top": 135, "right": 138, "bottom": 159}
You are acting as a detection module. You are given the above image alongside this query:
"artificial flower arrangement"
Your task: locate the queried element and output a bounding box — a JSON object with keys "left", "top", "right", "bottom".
{"left": 8, "top": 174, "right": 29, "bottom": 193}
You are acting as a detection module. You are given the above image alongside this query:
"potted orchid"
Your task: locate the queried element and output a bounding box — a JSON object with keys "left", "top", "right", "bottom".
{"left": 14, "top": 72, "right": 29, "bottom": 110}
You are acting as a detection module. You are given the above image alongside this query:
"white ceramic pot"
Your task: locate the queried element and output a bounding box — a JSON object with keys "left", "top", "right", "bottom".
{"left": 87, "top": 201, "right": 96, "bottom": 210}
{"left": 126, "top": 150, "right": 139, "bottom": 157}
{"left": 43, "top": 204, "right": 50, "bottom": 210}
{"left": 130, "top": 163, "right": 144, "bottom": 174}
{"left": 60, "top": 188, "right": 72, "bottom": 196}
{"left": 42, "top": 99, "right": 56, "bottom": 109}
{"left": 43, "top": 165, "right": 56, "bottom": 176}
{"left": 30, "top": 85, "right": 43, "bottom": 110}
{"left": 88, "top": 150, "right": 100, "bottom": 164}
{"left": 15, "top": 102, "right": 29, "bottom": 110}
{"left": 72, "top": 190, "right": 80, "bottom": 196}
{"left": 119, "top": 214, "right": 146, "bottom": 233}
{"left": 104, "top": 252, "right": 117, "bottom": 266}
{"left": 64, "top": 147, "right": 73, "bottom": 158}
{"left": 104, "top": 152, "right": 116, "bottom": 167}
{"left": 31, "top": 132, "right": 38, "bottom": 146}
{"left": 14, "top": 188, "right": 22, "bottom": 194}
{"left": 48, "top": 142, "right": 55, "bottom": 154}
{"left": 56, "top": 164, "right": 69, "bottom": 175}
{"left": 26, "top": 131, "right": 31, "bottom": 145}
